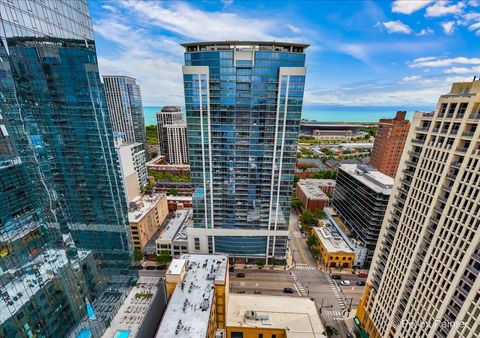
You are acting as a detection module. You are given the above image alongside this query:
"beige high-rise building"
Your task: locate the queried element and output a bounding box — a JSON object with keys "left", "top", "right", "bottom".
{"left": 357, "top": 80, "right": 480, "bottom": 338}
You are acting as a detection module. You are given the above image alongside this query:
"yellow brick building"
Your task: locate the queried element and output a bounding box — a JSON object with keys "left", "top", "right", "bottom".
{"left": 128, "top": 193, "right": 168, "bottom": 251}
{"left": 313, "top": 225, "right": 355, "bottom": 269}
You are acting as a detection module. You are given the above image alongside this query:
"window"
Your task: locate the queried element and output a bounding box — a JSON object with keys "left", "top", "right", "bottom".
{"left": 194, "top": 237, "right": 200, "bottom": 250}
{"left": 231, "top": 333, "right": 243, "bottom": 338}
{"left": 259, "top": 334, "right": 264, "bottom": 338}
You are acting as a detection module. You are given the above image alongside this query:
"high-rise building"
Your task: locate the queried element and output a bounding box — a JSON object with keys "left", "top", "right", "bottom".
{"left": 103, "top": 75, "right": 146, "bottom": 149}
{"left": 156, "top": 106, "right": 185, "bottom": 163}
{"left": 332, "top": 164, "right": 393, "bottom": 266}
{"left": 0, "top": 0, "right": 133, "bottom": 285}
{"left": 357, "top": 80, "right": 480, "bottom": 338}
{"left": 182, "top": 41, "right": 307, "bottom": 261}
{"left": 163, "top": 122, "right": 189, "bottom": 164}
{"left": 369, "top": 111, "right": 410, "bottom": 178}
{"left": 0, "top": 0, "right": 134, "bottom": 336}
{"left": 114, "top": 133, "right": 147, "bottom": 203}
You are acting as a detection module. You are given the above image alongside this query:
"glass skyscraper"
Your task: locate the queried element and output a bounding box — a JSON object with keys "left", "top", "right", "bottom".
{"left": 183, "top": 41, "right": 307, "bottom": 261}
{"left": 1, "top": 1, "right": 134, "bottom": 336}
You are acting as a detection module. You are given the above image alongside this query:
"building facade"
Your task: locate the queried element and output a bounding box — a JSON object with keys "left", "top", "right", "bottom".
{"left": 128, "top": 194, "right": 169, "bottom": 252}
{"left": 332, "top": 164, "right": 393, "bottom": 266}
{"left": 369, "top": 111, "right": 410, "bottom": 178}
{"left": 295, "top": 179, "right": 330, "bottom": 211}
{"left": 182, "top": 41, "right": 307, "bottom": 261}
{"left": 114, "top": 133, "right": 147, "bottom": 203}
{"left": 156, "top": 106, "right": 184, "bottom": 162}
{"left": 0, "top": 0, "right": 133, "bottom": 336}
{"left": 358, "top": 80, "right": 480, "bottom": 338}
{"left": 103, "top": 75, "right": 146, "bottom": 150}
{"left": 163, "top": 122, "right": 190, "bottom": 164}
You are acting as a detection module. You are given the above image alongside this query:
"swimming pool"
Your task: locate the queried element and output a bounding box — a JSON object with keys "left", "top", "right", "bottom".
{"left": 114, "top": 330, "right": 130, "bottom": 338}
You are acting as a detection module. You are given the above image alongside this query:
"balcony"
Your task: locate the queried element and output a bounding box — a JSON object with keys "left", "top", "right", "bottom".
{"left": 432, "top": 128, "right": 440, "bottom": 133}
{"left": 462, "top": 131, "right": 475, "bottom": 137}
{"left": 411, "top": 138, "right": 425, "bottom": 145}
{"left": 468, "top": 114, "right": 480, "bottom": 120}
{"left": 423, "top": 112, "right": 434, "bottom": 117}
{"left": 441, "top": 184, "right": 452, "bottom": 192}
{"left": 446, "top": 172, "right": 456, "bottom": 180}
{"left": 415, "top": 127, "right": 429, "bottom": 133}
{"left": 456, "top": 147, "right": 468, "bottom": 153}
{"left": 451, "top": 161, "right": 462, "bottom": 168}
{"left": 408, "top": 150, "right": 420, "bottom": 157}
{"left": 438, "top": 195, "right": 448, "bottom": 203}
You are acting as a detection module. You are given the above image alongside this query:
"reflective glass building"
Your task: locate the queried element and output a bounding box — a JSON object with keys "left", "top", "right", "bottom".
{"left": 183, "top": 41, "right": 307, "bottom": 261}
{"left": 1, "top": 0, "right": 133, "bottom": 336}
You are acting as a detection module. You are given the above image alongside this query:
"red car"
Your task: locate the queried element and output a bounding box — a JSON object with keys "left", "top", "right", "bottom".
{"left": 358, "top": 272, "right": 368, "bottom": 278}
{"left": 236, "top": 272, "right": 246, "bottom": 278}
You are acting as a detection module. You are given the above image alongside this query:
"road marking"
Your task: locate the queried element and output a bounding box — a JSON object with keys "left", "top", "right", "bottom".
{"left": 293, "top": 283, "right": 302, "bottom": 296}
{"left": 294, "top": 265, "right": 318, "bottom": 270}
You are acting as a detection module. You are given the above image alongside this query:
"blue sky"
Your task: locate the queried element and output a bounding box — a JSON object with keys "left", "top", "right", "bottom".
{"left": 89, "top": 0, "right": 480, "bottom": 110}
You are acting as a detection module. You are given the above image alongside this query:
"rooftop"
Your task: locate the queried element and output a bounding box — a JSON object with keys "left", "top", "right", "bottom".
{"left": 102, "top": 276, "right": 162, "bottom": 338}
{"left": 297, "top": 180, "right": 330, "bottom": 200}
{"left": 156, "top": 254, "right": 228, "bottom": 338}
{"left": 313, "top": 222, "right": 354, "bottom": 254}
{"left": 156, "top": 209, "right": 192, "bottom": 243}
{"left": 128, "top": 194, "right": 164, "bottom": 223}
{"left": 227, "top": 294, "right": 326, "bottom": 338}
{"left": 340, "top": 164, "right": 393, "bottom": 194}
{"left": 181, "top": 41, "right": 309, "bottom": 49}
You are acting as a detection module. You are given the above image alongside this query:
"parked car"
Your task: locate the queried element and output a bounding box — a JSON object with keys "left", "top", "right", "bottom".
{"left": 356, "top": 281, "right": 366, "bottom": 286}
{"left": 145, "top": 266, "right": 155, "bottom": 270}
{"left": 340, "top": 280, "right": 351, "bottom": 286}
{"left": 357, "top": 272, "right": 368, "bottom": 278}
{"left": 283, "top": 287, "right": 294, "bottom": 294}
{"left": 331, "top": 274, "right": 342, "bottom": 280}
{"left": 236, "top": 272, "right": 246, "bottom": 278}
{"left": 346, "top": 333, "right": 354, "bottom": 338}
{"left": 137, "top": 265, "right": 143, "bottom": 270}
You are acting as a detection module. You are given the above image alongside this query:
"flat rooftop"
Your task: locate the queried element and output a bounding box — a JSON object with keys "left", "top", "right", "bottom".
{"left": 128, "top": 194, "right": 164, "bottom": 223}
{"left": 156, "top": 254, "right": 228, "bottom": 338}
{"left": 313, "top": 222, "right": 354, "bottom": 254}
{"left": 297, "top": 179, "right": 330, "bottom": 200}
{"left": 181, "top": 41, "right": 309, "bottom": 48}
{"left": 227, "top": 294, "right": 326, "bottom": 338}
{"left": 340, "top": 164, "right": 393, "bottom": 194}
{"left": 102, "top": 276, "right": 162, "bottom": 338}
{"left": 156, "top": 209, "right": 192, "bottom": 243}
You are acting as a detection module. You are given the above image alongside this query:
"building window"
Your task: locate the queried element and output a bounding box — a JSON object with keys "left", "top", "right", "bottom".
{"left": 231, "top": 333, "right": 243, "bottom": 338}
{"left": 194, "top": 237, "right": 200, "bottom": 250}
{"left": 259, "top": 334, "right": 263, "bottom": 338}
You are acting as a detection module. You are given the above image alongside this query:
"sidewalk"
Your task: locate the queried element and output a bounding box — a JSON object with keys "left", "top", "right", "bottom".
{"left": 233, "top": 264, "right": 288, "bottom": 271}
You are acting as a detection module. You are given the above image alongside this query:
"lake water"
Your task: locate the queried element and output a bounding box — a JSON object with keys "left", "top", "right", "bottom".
{"left": 143, "top": 106, "right": 417, "bottom": 125}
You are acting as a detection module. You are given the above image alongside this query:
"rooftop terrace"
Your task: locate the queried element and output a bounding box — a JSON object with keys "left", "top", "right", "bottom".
{"left": 340, "top": 164, "right": 393, "bottom": 194}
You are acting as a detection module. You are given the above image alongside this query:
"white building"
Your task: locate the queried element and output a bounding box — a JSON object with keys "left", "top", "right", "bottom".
{"left": 163, "top": 122, "right": 189, "bottom": 164}
{"left": 358, "top": 80, "right": 480, "bottom": 338}
{"left": 103, "top": 75, "right": 146, "bottom": 149}
{"left": 156, "top": 209, "right": 191, "bottom": 258}
{"left": 114, "top": 133, "right": 147, "bottom": 203}
{"left": 156, "top": 106, "right": 185, "bottom": 163}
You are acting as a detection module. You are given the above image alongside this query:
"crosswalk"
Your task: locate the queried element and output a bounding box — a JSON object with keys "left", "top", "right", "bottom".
{"left": 322, "top": 310, "right": 342, "bottom": 317}
{"left": 290, "top": 271, "right": 308, "bottom": 296}
{"left": 294, "top": 265, "right": 318, "bottom": 270}
{"left": 326, "top": 275, "right": 346, "bottom": 310}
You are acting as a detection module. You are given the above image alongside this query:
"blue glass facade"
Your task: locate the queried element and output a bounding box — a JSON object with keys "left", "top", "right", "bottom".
{"left": 183, "top": 42, "right": 307, "bottom": 259}
{"left": 0, "top": 1, "right": 134, "bottom": 336}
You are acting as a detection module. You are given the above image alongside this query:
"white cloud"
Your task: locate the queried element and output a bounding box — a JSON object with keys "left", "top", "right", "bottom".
{"left": 425, "top": 1, "right": 465, "bottom": 17}
{"left": 118, "top": 1, "right": 280, "bottom": 41}
{"left": 469, "top": 0, "right": 479, "bottom": 6}
{"left": 381, "top": 20, "right": 413, "bottom": 34}
{"left": 287, "top": 24, "right": 301, "bottom": 33}
{"left": 444, "top": 65, "right": 480, "bottom": 73}
{"left": 417, "top": 27, "right": 434, "bottom": 35}
{"left": 392, "top": 0, "right": 434, "bottom": 14}
{"left": 468, "top": 21, "right": 480, "bottom": 34}
{"left": 401, "top": 75, "right": 436, "bottom": 84}
{"left": 441, "top": 21, "right": 456, "bottom": 35}
{"left": 411, "top": 56, "right": 480, "bottom": 67}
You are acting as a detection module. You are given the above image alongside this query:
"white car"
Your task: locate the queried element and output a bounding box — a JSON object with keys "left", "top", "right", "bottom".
{"left": 340, "top": 280, "right": 351, "bottom": 286}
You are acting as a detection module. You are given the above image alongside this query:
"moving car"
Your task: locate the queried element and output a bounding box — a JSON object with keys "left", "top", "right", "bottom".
{"left": 356, "top": 281, "right": 366, "bottom": 286}
{"left": 236, "top": 272, "right": 246, "bottom": 278}
{"left": 283, "top": 287, "right": 294, "bottom": 294}
{"left": 331, "top": 274, "right": 342, "bottom": 280}
{"left": 340, "top": 280, "right": 351, "bottom": 286}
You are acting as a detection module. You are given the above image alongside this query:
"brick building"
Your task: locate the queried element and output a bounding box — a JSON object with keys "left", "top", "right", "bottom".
{"left": 369, "top": 111, "right": 410, "bottom": 178}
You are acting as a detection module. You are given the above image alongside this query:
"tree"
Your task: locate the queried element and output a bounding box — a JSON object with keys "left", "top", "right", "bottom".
{"left": 325, "top": 326, "right": 339, "bottom": 337}
{"left": 167, "top": 188, "right": 179, "bottom": 196}
{"left": 156, "top": 251, "right": 172, "bottom": 266}
{"left": 133, "top": 249, "right": 143, "bottom": 262}
{"left": 291, "top": 196, "right": 302, "bottom": 209}
{"left": 313, "top": 209, "right": 326, "bottom": 220}
{"left": 307, "top": 234, "right": 317, "bottom": 247}
{"left": 300, "top": 209, "right": 315, "bottom": 225}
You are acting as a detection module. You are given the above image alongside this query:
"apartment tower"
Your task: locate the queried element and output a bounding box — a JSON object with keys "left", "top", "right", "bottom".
{"left": 103, "top": 75, "right": 146, "bottom": 149}
{"left": 182, "top": 41, "right": 307, "bottom": 261}
{"left": 156, "top": 106, "right": 186, "bottom": 163}
{"left": 163, "top": 122, "right": 189, "bottom": 164}
{"left": 370, "top": 111, "right": 410, "bottom": 178}
{"left": 357, "top": 80, "right": 480, "bottom": 338}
